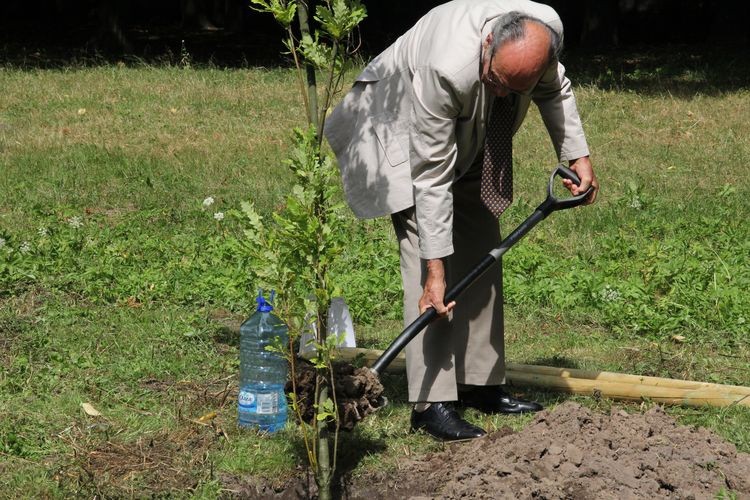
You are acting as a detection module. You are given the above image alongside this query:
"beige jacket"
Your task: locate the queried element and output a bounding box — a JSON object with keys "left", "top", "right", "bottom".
{"left": 324, "top": 0, "right": 590, "bottom": 259}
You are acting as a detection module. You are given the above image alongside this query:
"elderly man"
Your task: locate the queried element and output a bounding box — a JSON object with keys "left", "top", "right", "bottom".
{"left": 325, "top": 0, "right": 599, "bottom": 440}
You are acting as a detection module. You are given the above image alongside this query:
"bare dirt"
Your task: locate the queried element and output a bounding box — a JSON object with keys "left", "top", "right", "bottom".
{"left": 348, "top": 401, "right": 750, "bottom": 499}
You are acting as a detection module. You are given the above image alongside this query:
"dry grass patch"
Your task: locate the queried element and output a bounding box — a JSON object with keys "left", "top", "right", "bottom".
{"left": 61, "top": 424, "right": 223, "bottom": 497}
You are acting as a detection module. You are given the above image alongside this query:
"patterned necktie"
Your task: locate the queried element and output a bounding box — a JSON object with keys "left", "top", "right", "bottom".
{"left": 480, "top": 96, "right": 513, "bottom": 217}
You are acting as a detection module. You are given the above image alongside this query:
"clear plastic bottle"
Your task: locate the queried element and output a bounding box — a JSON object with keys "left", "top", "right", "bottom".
{"left": 238, "top": 290, "right": 288, "bottom": 433}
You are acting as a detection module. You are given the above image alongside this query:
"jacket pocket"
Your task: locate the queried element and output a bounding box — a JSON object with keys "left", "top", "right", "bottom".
{"left": 372, "top": 112, "right": 408, "bottom": 167}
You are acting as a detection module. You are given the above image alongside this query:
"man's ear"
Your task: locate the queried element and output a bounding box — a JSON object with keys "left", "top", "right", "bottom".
{"left": 484, "top": 33, "right": 493, "bottom": 48}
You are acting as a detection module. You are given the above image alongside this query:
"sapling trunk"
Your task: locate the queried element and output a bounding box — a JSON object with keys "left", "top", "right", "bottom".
{"left": 318, "top": 39, "right": 339, "bottom": 147}
{"left": 315, "top": 309, "right": 334, "bottom": 497}
{"left": 286, "top": 25, "right": 310, "bottom": 122}
{"left": 297, "top": 1, "right": 319, "bottom": 130}
{"left": 315, "top": 385, "right": 333, "bottom": 500}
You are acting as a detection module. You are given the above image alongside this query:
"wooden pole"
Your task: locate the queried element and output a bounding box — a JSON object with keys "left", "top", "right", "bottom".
{"left": 327, "top": 347, "right": 750, "bottom": 409}
{"left": 505, "top": 363, "right": 750, "bottom": 397}
{"left": 506, "top": 371, "right": 750, "bottom": 408}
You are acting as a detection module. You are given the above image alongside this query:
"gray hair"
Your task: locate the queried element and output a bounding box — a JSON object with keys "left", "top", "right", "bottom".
{"left": 489, "top": 11, "right": 563, "bottom": 63}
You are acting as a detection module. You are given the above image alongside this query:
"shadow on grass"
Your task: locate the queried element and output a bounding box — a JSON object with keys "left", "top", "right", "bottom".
{"left": 333, "top": 431, "right": 389, "bottom": 494}
{"left": 504, "top": 356, "right": 582, "bottom": 409}
{"left": 280, "top": 429, "right": 392, "bottom": 497}
{"left": 525, "top": 355, "right": 583, "bottom": 370}
{"left": 283, "top": 416, "right": 389, "bottom": 497}
{"left": 518, "top": 387, "right": 574, "bottom": 408}
{"left": 213, "top": 325, "right": 239, "bottom": 347}
{"left": 562, "top": 44, "right": 750, "bottom": 97}
{"left": 378, "top": 372, "right": 409, "bottom": 405}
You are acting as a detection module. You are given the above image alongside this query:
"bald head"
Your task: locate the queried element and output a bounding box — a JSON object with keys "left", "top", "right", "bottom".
{"left": 481, "top": 13, "right": 561, "bottom": 96}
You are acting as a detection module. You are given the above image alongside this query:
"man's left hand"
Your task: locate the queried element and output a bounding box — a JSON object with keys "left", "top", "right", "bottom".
{"left": 563, "top": 156, "right": 598, "bottom": 204}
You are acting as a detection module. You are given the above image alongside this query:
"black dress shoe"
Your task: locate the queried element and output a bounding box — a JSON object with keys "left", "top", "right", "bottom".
{"left": 458, "top": 385, "right": 543, "bottom": 414}
{"left": 410, "top": 402, "right": 486, "bottom": 441}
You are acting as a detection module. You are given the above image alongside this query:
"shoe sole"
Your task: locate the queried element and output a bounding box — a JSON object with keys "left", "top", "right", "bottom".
{"left": 410, "top": 426, "right": 486, "bottom": 442}
{"left": 458, "top": 401, "right": 543, "bottom": 415}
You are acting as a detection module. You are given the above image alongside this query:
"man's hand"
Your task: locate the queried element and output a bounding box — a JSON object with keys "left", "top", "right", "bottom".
{"left": 563, "top": 156, "right": 599, "bottom": 204}
{"left": 419, "top": 258, "right": 456, "bottom": 317}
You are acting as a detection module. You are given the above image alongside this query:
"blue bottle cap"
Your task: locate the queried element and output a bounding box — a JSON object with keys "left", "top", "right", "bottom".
{"left": 256, "top": 289, "right": 275, "bottom": 312}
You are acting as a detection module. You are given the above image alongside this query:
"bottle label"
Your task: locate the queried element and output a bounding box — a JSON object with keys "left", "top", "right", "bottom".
{"left": 238, "top": 389, "right": 279, "bottom": 414}
{"left": 256, "top": 392, "right": 279, "bottom": 414}
{"left": 238, "top": 389, "right": 256, "bottom": 411}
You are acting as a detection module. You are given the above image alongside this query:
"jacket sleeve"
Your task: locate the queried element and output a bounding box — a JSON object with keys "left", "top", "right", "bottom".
{"left": 532, "top": 61, "right": 590, "bottom": 162}
{"left": 408, "top": 67, "right": 463, "bottom": 260}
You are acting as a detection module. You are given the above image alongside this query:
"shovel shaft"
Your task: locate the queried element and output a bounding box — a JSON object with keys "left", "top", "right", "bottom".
{"left": 371, "top": 207, "right": 548, "bottom": 376}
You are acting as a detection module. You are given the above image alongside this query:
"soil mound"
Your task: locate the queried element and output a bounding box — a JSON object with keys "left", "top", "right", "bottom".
{"left": 389, "top": 402, "right": 749, "bottom": 499}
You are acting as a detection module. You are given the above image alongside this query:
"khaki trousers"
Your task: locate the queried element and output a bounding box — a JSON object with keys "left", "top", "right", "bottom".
{"left": 391, "top": 167, "right": 506, "bottom": 403}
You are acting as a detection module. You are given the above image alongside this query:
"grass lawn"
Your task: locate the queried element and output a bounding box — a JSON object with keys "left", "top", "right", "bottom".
{"left": 1, "top": 47, "right": 749, "bottom": 497}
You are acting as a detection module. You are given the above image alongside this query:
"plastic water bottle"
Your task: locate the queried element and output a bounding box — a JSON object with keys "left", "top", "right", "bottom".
{"left": 238, "top": 290, "right": 288, "bottom": 433}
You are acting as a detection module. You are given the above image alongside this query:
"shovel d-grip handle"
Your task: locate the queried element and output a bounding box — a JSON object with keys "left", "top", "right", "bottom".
{"left": 370, "top": 164, "right": 593, "bottom": 376}
{"left": 538, "top": 164, "right": 594, "bottom": 215}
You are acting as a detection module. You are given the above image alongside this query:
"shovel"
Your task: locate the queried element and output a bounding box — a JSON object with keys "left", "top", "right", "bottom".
{"left": 370, "top": 164, "right": 594, "bottom": 376}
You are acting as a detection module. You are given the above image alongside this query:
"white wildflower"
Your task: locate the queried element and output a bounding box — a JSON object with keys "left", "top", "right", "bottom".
{"left": 600, "top": 285, "right": 621, "bottom": 302}
{"left": 202, "top": 196, "right": 215, "bottom": 209}
{"left": 213, "top": 211, "right": 225, "bottom": 221}
{"left": 67, "top": 216, "right": 84, "bottom": 229}
{"left": 19, "top": 241, "right": 31, "bottom": 254}
{"left": 38, "top": 226, "right": 49, "bottom": 237}
{"left": 0, "top": 237, "right": 6, "bottom": 248}
{"left": 628, "top": 197, "right": 642, "bottom": 210}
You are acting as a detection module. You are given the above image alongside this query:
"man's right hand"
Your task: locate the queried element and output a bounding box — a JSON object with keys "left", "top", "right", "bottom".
{"left": 419, "top": 258, "right": 456, "bottom": 317}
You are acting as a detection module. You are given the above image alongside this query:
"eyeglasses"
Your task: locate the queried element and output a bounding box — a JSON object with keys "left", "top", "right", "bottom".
{"left": 484, "top": 73, "right": 511, "bottom": 95}
{"left": 481, "top": 51, "right": 534, "bottom": 96}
